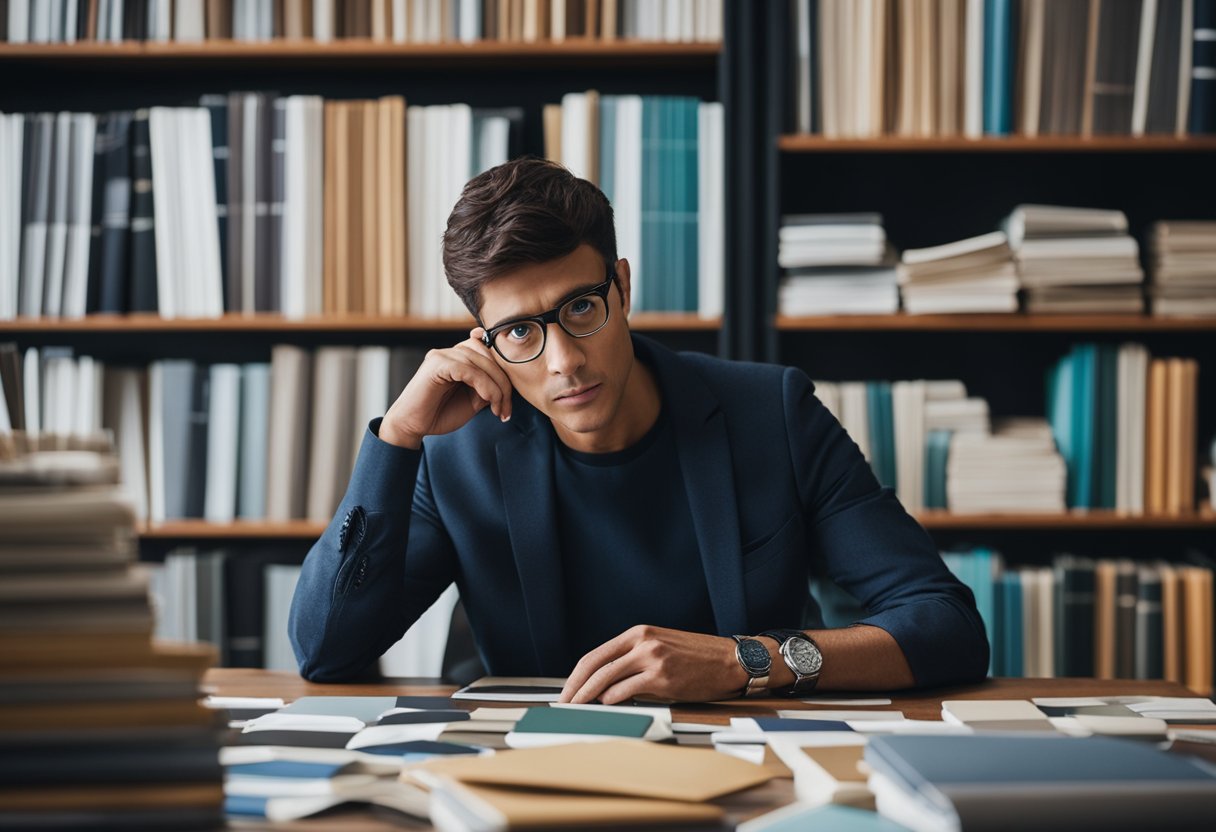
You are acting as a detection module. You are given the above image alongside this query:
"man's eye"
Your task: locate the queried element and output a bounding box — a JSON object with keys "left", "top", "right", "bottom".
{"left": 568, "top": 299, "right": 593, "bottom": 316}
{"left": 508, "top": 325, "right": 534, "bottom": 341}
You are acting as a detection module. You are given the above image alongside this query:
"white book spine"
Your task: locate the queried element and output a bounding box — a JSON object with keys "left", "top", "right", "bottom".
{"left": 116, "top": 369, "right": 150, "bottom": 521}
{"left": 7, "top": 0, "right": 30, "bottom": 43}
{"left": 148, "top": 362, "right": 166, "bottom": 522}
{"left": 313, "top": 0, "right": 332, "bottom": 42}
{"left": 177, "top": 110, "right": 205, "bottom": 317}
{"left": 615, "top": 96, "right": 643, "bottom": 311}
{"left": 42, "top": 112, "right": 72, "bottom": 318}
{"left": 697, "top": 102, "right": 724, "bottom": 319}
{"left": 0, "top": 116, "right": 21, "bottom": 318}
{"left": 964, "top": 0, "right": 984, "bottom": 138}
{"left": 63, "top": 0, "right": 78, "bottom": 43}
{"left": 393, "top": 0, "right": 407, "bottom": 42}
{"left": 1176, "top": 0, "right": 1193, "bottom": 136}
{"left": 1132, "top": 0, "right": 1159, "bottom": 137}
{"left": 446, "top": 104, "right": 472, "bottom": 319}
{"left": 175, "top": 0, "right": 206, "bottom": 41}
{"left": 281, "top": 98, "right": 306, "bottom": 319}
{"left": 460, "top": 0, "right": 479, "bottom": 42}
{"left": 63, "top": 113, "right": 96, "bottom": 319}
{"left": 406, "top": 106, "right": 426, "bottom": 315}
{"left": 306, "top": 98, "right": 325, "bottom": 317}
{"left": 560, "top": 93, "right": 588, "bottom": 182}
{"left": 195, "top": 108, "right": 225, "bottom": 317}
{"left": 204, "top": 364, "right": 241, "bottom": 523}
{"left": 48, "top": 0, "right": 63, "bottom": 42}
{"left": 148, "top": 108, "right": 177, "bottom": 318}
{"left": 552, "top": 0, "right": 565, "bottom": 42}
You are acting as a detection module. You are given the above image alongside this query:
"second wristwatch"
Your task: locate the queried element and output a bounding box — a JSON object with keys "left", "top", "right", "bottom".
{"left": 760, "top": 629, "right": 823, "bottom": 695}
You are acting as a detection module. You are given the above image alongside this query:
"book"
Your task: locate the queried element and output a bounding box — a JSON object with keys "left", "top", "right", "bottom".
{"left": 866, "top": 734, "right": 1216, "bottom": 832}
{"left": 451, "top": 677, "right": 568, "bottom": 703}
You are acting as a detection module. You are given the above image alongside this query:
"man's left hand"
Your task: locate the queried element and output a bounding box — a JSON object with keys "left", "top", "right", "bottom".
{"left": 558, "top": 625, "right": 746, "bottom": 705}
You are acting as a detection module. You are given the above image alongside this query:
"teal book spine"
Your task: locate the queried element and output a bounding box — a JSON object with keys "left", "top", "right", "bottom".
{"left": 1000, "top": 571, "right": 1023, "bottom": 677}
{"left": 1072, "top": 345, "right": 1097, "bottom": 508}
{"left": 684, "top": 98, "right": 699, "bottom": 313}
{"left": 866, "top": 382, "right": 896, "bottom": 489}
{"left": 983, "top": 0, "right": 1014, "bottom": 135}
{"left": 973, "top": 548, "right": 998, "bottom": 677}
{"left": 599, "top": 96, "right": 617, "bottom": 207}
{"left": 924, "top": 429, "right": 951, "bottom": 509}
{"left": 640, "top": 96, "right": 660, "bottom": 313}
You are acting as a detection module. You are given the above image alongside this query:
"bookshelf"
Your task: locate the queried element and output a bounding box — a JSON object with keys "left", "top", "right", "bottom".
{"left": 776, "top": 314, "right": 1216, "bottom": 333}
{"left": 777, "top": 135, "right": 1216, "bottom": 153}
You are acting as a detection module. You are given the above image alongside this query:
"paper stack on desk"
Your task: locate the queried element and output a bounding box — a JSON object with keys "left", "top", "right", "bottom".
{"left": 404, "top": 738, "right": 773, "bottom": 831}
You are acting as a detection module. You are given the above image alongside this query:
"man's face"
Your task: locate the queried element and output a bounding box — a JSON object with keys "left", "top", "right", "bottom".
{"left": 478, "top": 244, "right": 639, "bottom": 449}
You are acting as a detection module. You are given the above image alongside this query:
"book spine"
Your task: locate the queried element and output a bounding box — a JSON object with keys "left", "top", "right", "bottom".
{"left": 128, "top": 109, "right": 158, "bottom": 314}
{"left": 1190, "top": 0, "right": 1216, "bottom": 133}
{"left": 983, "top": 0, "right": 1014, "bottom": 135}
{"left": 98, "top": 111, "right": 133, "bottom": 314}
{"left": 200, "top": 94, "right": 230, "bottom": 308}
{"left": 1135, "top": 566, "right": 1164, "bottom": 679}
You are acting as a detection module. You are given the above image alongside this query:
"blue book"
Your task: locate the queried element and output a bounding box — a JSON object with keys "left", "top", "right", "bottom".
{"left": 740, "top": 802, "right": 911, "bottom": 832}
{"left": 924, "top": 429, "right": 951, "bottom": 508}
{"left": 867, "top": 382, "right": 896, "bottom": 489}
{"left": 971, "top": 549, "right": 998, "bottom": 677}
{"left": 1071, "top": 345, "right": 1098, "bottom": 508}
{"left": 982, "top": 0, "right": 1014, "bottom": 135}
{"left": 683, "top": 97, "right": 700, "bottom": 313}
{"left": 1000, "top": 571, "right": 1023, "bottom": 677}
{"left": 599, "top": 95, "right": 617, "bottom": 206}
{"left": 227, "top": 760, "right": 346, "bottom": 780}
{"left": 225, "top": 794, "right": 270, "bottom": 817}
{"left": 865, "top": 735, "right": 1216, "bottom": 832}
{"left": 1046, "top": 351, "right": 1075, "bottom": 507}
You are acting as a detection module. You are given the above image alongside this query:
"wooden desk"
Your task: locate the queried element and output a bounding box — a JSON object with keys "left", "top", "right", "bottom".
{"left": 205, "top": 670, "right": 1199, "bottom": 831}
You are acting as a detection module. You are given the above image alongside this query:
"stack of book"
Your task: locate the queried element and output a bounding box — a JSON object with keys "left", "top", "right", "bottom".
{"left": 1, "top": 0, "right": 725, "bottom": 45}
{"left": 4, "top": 343, "right": 426, "bottom": 523}
{"left": 1006, "top": 205, "right": 1145, "bottom": 314}
{"left": 942, "top": 548, "right": 1215, "bottom": 695}
{"left": 777, "top": 214, "right": 898, "bottom": 315}
{"left": 897, "top": 231, "right": 1019, "bottom": 314}
{"left": 1149, "top": 221, "right": 1216, "bottom": 317}
{"left": 1047, "top": 343, "right": 1198, "bottom": 514}
{"left": 0, "top": 433, "right": 223, "bottom": 829}
{"left": 544, "top": 92, "right": 725, "bottom": 316}
{"left": 791, "top": 0, "right": 1211, "bottom": 138}
{"left": 945, "top": 418, "right": 1067, "bottom": 514}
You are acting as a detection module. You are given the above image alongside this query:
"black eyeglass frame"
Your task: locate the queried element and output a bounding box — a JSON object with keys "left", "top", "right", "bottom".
{"left": 479, "top": 272, "right": 620, "bottom": 364}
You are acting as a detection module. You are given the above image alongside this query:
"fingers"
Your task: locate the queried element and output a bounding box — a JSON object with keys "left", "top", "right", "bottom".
{"left": 561, "top": 630, "right": 640, "bottom": 703}
{"left": 443, "top": 360, "right": 510, "bottom": 421}
{"left": 454, "top": 335, "right": 514, "bottom": 422}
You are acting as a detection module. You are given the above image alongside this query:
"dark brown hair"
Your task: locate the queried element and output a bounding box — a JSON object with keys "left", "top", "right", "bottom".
{"left": 442, "top": 157, "right": 617, "bottom": 316}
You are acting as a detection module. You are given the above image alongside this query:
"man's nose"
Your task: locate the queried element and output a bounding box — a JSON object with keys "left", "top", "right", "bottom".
{"left": 545, "top": 324, "right": 587, "bottom": 376}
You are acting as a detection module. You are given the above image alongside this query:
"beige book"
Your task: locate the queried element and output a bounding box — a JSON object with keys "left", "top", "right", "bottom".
{"left": 1180, "top": 359, "right": 1198, "bottom": 513}
{"left": 406, "top": 739, "right": 772, "bottom": 802}
{"left": 1020, "top": 0, "right": 1045, "bottom": 136}
{"left": 941, "top": 699, "right": 1053, "bottom": 729}
{"left": 1165, "top": 358, "right": 1185, "bottom": 514}
{"left": 284, "top": 0, "right": 307, "bottom": 38}
{"left": 1145, "top": 359, "right": 1168, "bottom": 514}
{"left": 768, "top": 740, "right": 873, "bottom": 808}
{"left": 330, "top": 102, "right": 351, "bottom": 315}
{"left": 601, "top": 0, "right": 616, "bottom": 40}
{"left": 1094, "top": 559, "right": 1117, "bottom": 679}
{"left": 820, "top": 0, "right": 839, "bottom": 137}
{"left": 543, "top": 103, "right": 562, "bottom": 162}
{"left": 305, "top": 347, "right": 358, "bottom": 523}
{"left": 915, "top": 0, "right": 934, "bottom": 136}
{"left": 323, "top": 102, "right": 337, "bottom": 316}
{"left": 1080, "top": 0, "right": 1100, "bottom": 136}
{"left": 421, "top": 774, "right": 723, "bottom": 830}
{"left": 266, "top": 345, "right": 313, "bottom": 520}
{"left": 347, "top": 102, "right": 366, "bottom": 314}
{"left": 386, "top": 96, "right": 408, "bottom": 317}
{"left": 585, "top": 0, "right": 599, "bottom": 37}
{"left": 870, "top": 0, "right": 889, "bottom": 136}
{"left": 937, "top": 0, "right": 962, "bottom": 136}
{"left": 1181, "top": 567, "right": 1213, "bottom": 697}
{"left": 371, "top": 0, "right": 386, "bottom": 40}
{"left": 1160, "top": 562, "right": 1183, "bottom": 684}
{"left": 362, "top": 101, "right": 380, "bottom": 316}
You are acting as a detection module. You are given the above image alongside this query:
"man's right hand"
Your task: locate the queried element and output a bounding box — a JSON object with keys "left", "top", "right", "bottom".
{"left": 378, "top": 328, "right": 514, "bottom": 450}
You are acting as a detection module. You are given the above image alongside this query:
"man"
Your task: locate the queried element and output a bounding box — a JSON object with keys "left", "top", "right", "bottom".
{"left": 289, "top": 158, "right": 988, "bottom": 703}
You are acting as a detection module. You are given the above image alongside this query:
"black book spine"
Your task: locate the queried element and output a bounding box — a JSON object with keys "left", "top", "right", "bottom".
{"left": 254, "top": 93, "right": 275, "bottom": 312}
{"left": 1114, "top": 562, "right": 1139, "bottom": 679}
{"left": 224, "top": 552, "right": 270, "bottom": 668}
{"left": 200, "top": 94, "right": 229, "bottom": 303}
{"left": 85, "top": 113, "right": 108, "bottom": 314}
{"left": 183, "top": 365, "right": 210, "bottom": 518}
{"left": 1135, "top": 567, "right": 1164, "bottom": 680}
{"left": 1056, "top": 557, "right": 1096, "bottom": 678}
{"left": 128, "top": 108, "right": 159, "bottom": 314}
{"left": 1191, "top": 0, "right": 1216, "bottom": 134}
{"left": 98, "top": 110, "right": 133, "bottom": 313}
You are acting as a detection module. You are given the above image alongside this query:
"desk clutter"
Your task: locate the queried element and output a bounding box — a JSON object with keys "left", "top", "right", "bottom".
{"left": 0, "top": 436, "right": 224, "bottom": 830}
{"left": 201, "top": 688, "right": 1216, "bottom": 831}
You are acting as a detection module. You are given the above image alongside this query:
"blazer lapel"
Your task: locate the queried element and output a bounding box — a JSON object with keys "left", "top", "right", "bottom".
{"left": 640, "top": 336, "right": 749, "bottom": 637}
{"left": 496, "top": 404, "right": 571, "bottom": 674}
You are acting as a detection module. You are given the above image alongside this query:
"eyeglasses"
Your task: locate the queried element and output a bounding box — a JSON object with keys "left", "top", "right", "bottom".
{"left": 480, "top": 274, "right": 617, "bottom": 364}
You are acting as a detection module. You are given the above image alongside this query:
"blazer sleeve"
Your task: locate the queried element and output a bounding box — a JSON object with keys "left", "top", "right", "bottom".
{"left": 289, "top": 417, "right": 460, "bottom": 682}
{"left": 783, "top": 367, "right": 990, "bottom": 688}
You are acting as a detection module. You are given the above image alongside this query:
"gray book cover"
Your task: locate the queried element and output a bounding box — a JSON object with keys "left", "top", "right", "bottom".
{"left": 157, "top": 360, "right": 195, "bottom": 521}
{"left": 237, "top": 362, "right": 270, "bottom": 520}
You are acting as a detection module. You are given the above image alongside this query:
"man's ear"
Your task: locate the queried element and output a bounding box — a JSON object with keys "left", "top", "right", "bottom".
{"left": 615, "top": 258, "right": 632, "bottom": 318}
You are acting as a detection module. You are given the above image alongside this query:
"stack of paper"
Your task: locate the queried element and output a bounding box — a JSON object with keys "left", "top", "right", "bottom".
{"left": 1149, "top": 221, "right": 1216, "bottom": 317}
{"left": 0, "top": 435, "right": 223, "bottom": 830}
{"left": 898, "top": 231, "right": 1019, "bottom": 314}
{"left": 778, "top": 214, "right": 899, "bottom": 315}
{"left": 405, "top": 740, "right": 773, "bottom": 832}
{"left": 946, "top": 418, "right": 1067, "bottom": 513}
{"left": 1006, "top": 204, "right": 1145, "bottom": 314}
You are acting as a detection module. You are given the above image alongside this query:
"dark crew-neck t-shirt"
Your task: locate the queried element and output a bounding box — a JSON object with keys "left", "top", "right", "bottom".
{"left": 552, "top": 408, "right": 718, "bottom": 660}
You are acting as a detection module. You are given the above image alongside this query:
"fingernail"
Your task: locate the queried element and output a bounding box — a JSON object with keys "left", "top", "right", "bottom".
{"left": 501, "top": 414, "right": 511, "bottom": 422}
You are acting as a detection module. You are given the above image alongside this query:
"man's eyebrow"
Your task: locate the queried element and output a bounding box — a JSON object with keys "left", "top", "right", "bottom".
{"left": 486, "top": 281, "right": 604, "bottom": 331}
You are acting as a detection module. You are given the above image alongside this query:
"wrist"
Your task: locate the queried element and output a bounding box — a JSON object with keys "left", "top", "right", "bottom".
{"left": 378, "top": 418, "right": 422, "bottom": 450}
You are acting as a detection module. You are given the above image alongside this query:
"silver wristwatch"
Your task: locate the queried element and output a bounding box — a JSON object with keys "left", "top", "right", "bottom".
{"left": 731, "top": 635, "right": 771, "bottom": 697}
{"left": 760, "top": 629, "right": 823, "bottom": 695}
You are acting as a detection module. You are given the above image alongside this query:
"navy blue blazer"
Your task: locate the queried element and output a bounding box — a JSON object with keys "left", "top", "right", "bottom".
{"left": 289, "top": 334, "right": 989, "bottom": 686}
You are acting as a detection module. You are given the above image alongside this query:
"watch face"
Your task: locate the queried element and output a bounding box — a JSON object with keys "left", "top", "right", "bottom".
{"left": 737, "top": 639, "right": 772, "bottom": 674}
{"left": 786, "top": 637, "right": 823, "bottom": 675}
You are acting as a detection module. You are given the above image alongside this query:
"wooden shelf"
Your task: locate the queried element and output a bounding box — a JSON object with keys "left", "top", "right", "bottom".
{"left": 142, "top": 520, "right": 324, "bottom": 540}
{"left": 0, "top": 39, "right": 720, "bottom": 69}
{"left": 778, "top": 135, "right": 1216, "bottom": 153}
{"left": 917, "top": 510, "right": 1216, "bottom": 531}
{"left": 775, "top": 313, "right": 1216, "bottom": 333}
{"left": 141, "top": 511, "right": 1216, "bottom": 541}
{"left": 0, "top": 312, "right": 720, "bottom": 334}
